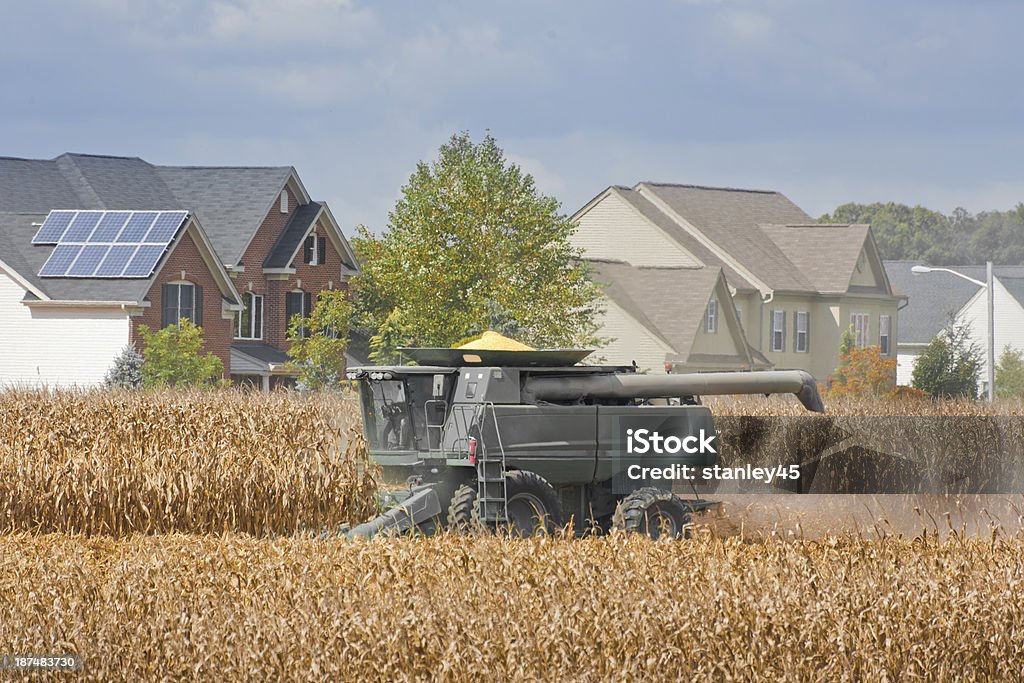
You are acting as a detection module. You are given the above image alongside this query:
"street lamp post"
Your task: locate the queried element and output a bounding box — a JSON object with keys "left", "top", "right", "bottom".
{"left": 911, "top": 261, "right": 995, "bottom": 401}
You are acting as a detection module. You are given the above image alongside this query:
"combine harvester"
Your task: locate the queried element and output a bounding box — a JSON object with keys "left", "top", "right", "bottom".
{"left": 346, "top": 332, "right": 824, "bottom": 539}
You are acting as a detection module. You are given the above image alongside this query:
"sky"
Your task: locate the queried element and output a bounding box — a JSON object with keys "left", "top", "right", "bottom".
{"left": 3, "top": 0, "right": 1024, "bottom": 232}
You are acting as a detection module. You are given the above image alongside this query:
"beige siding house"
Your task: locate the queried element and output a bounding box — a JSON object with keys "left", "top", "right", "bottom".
{"left": 573, "top": 183, "right": 902, "bottom": 380}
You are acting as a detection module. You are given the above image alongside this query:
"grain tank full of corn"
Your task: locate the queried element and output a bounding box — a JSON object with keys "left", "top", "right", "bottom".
{"left": 346, "top": 331, "right": 824, "bottom": 538}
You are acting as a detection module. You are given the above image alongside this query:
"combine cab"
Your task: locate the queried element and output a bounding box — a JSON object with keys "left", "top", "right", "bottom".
{"left": 347, "top": 339, "right": 824, "bottom": 539}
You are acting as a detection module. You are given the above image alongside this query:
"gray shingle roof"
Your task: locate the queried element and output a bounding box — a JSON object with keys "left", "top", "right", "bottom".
{"left": 883, "top": 261, "right": 1024, "bottom": 344}
{"left": 636, "top": 183, "right": 816, "bottom": 292}
{"left": 156, "top": 165, "right": 293, "bottom": 265}
{"left": 0, "top": 153, "right": 339, "bottom": 301}
{"left": 0, "top": 157, "right": 82, "bottom": 212}
{"left": 588, "top": 260, "right": 733, "bottom": 361}
{"left": 611, "top": 187, "right": 756, "bottom": 289}
{"left": 264, "top": 201, "right": 322, "bottom": 268}
{"left": 0, "top": 212, "right": 154, "bottom": 302}
{"left": 760, "top": 223, "right": 870, "bottom": 293}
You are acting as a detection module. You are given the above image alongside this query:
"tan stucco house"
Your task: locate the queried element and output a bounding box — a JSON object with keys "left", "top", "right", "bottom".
{"left": 573, "top": 182, "right": 901, "bottom": 380}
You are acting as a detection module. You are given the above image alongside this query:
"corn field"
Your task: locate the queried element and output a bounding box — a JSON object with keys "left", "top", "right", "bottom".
{"left": 1, "top": 531, "right": 1021, "bottom": 681}
{"left": 0, "top": 389, "right": 378, "bottom": 535}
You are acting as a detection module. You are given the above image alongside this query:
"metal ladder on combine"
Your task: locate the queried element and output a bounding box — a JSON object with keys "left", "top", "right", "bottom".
{"left": 473, "top": 402, "right": 508, "bottom": 523}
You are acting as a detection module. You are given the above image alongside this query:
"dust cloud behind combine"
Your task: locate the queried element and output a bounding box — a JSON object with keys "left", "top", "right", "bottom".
{"left": 696, "top": 494, "right": 1024, "bottom": 541}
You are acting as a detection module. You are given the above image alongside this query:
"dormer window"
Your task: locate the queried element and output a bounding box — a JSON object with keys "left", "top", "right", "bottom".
{"left": 280, "top": 190, "right": 289, "bottom": 214}
{"left": 304, "top": 233, "right": 324, "bottom": 265}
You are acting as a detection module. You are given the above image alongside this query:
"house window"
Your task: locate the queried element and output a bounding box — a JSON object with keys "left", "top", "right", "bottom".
{"left": 303, "top": 233, "right": 325, "bottom": 266}
{"left": 705, "top": 299, "right": 718, "bottom": 334}
{"left": 286, "top": 290, "right": 312, "bottom": 338}
{"left": 851, "top": 313, "right": 870, "bottom": 348}
{"left": 794, "top": 311, "right": 809, "bottom": 353}
{"left": 280, "top": 191, "right": 289, "bottom": 214}
{"left": 235, "top": 292, "right": 264, "bottom": 340}
{"left": 161, "top": 283, "right": 201, "bottom": 328}
{"left": 771, "top": 310, "right": 786, "bottom": 352}
{"left": 879, "top": 314, "right": 891, "bottom": 355}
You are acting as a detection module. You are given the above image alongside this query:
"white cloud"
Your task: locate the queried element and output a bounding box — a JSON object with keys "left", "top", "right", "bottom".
{"left": 207, "top": 0, "right": 375, "bottom": 45}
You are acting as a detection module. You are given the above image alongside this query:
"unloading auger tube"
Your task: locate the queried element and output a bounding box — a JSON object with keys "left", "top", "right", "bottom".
{"left": 523, "top": 369, "right": 825, "bottom": 413}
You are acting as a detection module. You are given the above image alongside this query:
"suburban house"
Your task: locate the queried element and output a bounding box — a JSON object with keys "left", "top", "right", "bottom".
{"left": 0, "top": 153, "right": 359, "bottom": 389}
{"left": 573, "top": 183, "right": 902, "bottom": 380}
{"left": 884, "top": 261, "right": 1024, "bottom": 391}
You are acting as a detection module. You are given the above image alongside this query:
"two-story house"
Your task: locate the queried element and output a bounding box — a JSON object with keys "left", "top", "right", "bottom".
{"left": 573, "top": 183, "right": 901, "bottom": 380}
{"left": 0, "top": 153, "right": 359, "bottom": 389}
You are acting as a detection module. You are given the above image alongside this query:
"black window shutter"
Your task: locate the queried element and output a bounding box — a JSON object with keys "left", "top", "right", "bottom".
{"left": 286, "top": 291, "right": 301, "bottom": 337}
{"left": 193, "top": 285, "right": 203, "bottom": 327}
{"left": 805, "top": 312, "right": 810, "bottom": 351}
{"left": 303, "top": 291, "right": 312, "bottom": 317}
{"left": 317, "top": 235, "right": 326, "bottom": 265}
{"left": 161, "top": 284, "right": 174, "bottom": 328}
{"left": 793, "top": 312, "right": 798, "bottom": 352}
{"left": 303, "top": 236, "right": 314, "bottom": 264}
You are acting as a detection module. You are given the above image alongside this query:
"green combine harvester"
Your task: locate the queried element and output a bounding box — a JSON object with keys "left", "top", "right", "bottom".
{"left": 346, "top": 333, "right": 824, "bottom": 539}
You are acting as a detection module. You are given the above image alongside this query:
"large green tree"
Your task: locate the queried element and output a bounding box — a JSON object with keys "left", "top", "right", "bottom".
{"left": 352, "top": 132, "right": 604, "bottom": 358}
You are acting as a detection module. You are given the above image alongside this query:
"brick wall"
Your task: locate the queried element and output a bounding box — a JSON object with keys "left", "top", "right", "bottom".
{"left": 235, "top": 186, "right": 350, "bottom": 353}
{"left": 131, "top": 186, "right": 351, "bottom": 378}
{"left": 130, "top": 230, "right": 234, "bottom": 376}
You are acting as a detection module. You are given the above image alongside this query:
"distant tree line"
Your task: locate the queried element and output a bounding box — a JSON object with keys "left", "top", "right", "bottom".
{"left": 820, "top": 202, "right": 1024, "bottom": 265}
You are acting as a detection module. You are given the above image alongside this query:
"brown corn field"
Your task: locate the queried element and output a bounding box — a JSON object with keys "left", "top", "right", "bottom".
{"left": 2, "top": 390, "right": 1023, "bottom": 680}
{"left": 0, "top": 389, "right": 378, "bottom": 535}
{"left": 1, "top": 532, "right": 1022, "bottom": 681}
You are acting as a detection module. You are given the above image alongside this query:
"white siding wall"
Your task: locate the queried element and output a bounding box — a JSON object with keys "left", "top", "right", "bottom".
{"left": 0, "top": 271, "right": 131, "bottom": 387}
{"left": 573, "top": 192, "right": 700, "bottom": 267}
{"left": 594, "top": 300, "right": 671, "bottom": 373}
{"left": 957, "top": 279, "right": 1024, "bottom": 393}
{"left": 896, "top": 350, "right": 921, "bottom": 386}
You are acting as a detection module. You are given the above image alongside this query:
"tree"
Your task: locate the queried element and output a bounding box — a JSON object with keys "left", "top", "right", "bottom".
{"left": 352, "top": 131, "right": 604, "bottom": 351}
{"left": 828, "top": 327, "right": 898, "bottom": 397}
{"left": 911, "top": 320, "right": 982, "bottom": 399}
{"left": 287, "top": 289, "right": 352, "bottom": 390}
{"left": 138, "top": 320, "right": 224, "bottom": 388}
{"left": 103, "top": 346, "right": 144, "bottom": 389}
{"left": 995, "top": 345, "right": 1024, "bottom": 399}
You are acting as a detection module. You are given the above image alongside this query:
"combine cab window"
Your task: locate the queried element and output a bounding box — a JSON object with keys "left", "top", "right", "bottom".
{"left": 360, "top": 380, "right": 413, "bottom": 450}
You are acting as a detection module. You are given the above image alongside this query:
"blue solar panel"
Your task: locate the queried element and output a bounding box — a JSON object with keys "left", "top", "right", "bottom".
{"left": 89, "top": 211, "right": 132, "bottom": 242}
{"left": 96, "top": 245, "right": 138, "bottom": 277}
{"left": 67, "top": 245, "right": 110, "bottom": 276}
{"left": 123, "top": 245, "right": 166, "bottom": 277}
{"left": 116, "top": 212, "right": 158, "bottom": 243}
{"left": 38, "top": 245, "right": 83, "bottom": 277}
{"left": 32, "top": 211, "right": 76, "bottom": 244}
{"left": 37, "top": 209, "right": 189, "bottom": 278}
{"left": 143, "top": 211, "right": 188, "bottom": 243}
{"left": 62, "top": 211, "right": 104, "bottom": 242}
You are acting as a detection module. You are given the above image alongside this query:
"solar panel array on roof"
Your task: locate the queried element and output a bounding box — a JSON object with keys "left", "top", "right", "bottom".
{"left": 33, "top": 209, "right": 188, "bottom": 278}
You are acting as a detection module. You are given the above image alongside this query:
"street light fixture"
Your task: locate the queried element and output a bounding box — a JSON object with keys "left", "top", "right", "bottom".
{"left": 912, "top": 262, "right": 995, "bottom": 401}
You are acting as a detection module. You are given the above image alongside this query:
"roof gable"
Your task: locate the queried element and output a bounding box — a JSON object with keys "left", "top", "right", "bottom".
{"left": 635, "top": 182, "right": 815, "bottom": 293}
{"left": 759, "top": 223, "right": 875, "bottom": 294}
{"left": 588, "top": 260, "right": 750, "bottom": 364}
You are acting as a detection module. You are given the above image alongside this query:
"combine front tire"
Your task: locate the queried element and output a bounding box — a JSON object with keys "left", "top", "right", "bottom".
{"left": 503, "top": 470, "right": 564, "bottom": 537}
{"left": 446, "top": 485, "right": 479, "bottom": 530}
{"left": 613, "top": 488, "right": 691, "bottom": 539}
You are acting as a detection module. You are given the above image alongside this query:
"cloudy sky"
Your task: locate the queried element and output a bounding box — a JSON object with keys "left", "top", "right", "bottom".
{"left": 3, "top": 0, "right": 1023, "bottom": 231}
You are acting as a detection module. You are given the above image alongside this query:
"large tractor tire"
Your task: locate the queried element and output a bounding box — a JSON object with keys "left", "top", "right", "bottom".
{"left": 502, "top": 470, "right": 565, "bottom": 537}
{"left": 446, "top": 485, "right": 479, "bottom": 531}
{"left": 612, "top": 488, "right": 691, "bottom": 539}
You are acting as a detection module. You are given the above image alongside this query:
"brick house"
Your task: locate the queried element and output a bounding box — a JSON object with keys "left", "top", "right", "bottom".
{"left": 0, "top": 153, "right": 359, "bottom": 389}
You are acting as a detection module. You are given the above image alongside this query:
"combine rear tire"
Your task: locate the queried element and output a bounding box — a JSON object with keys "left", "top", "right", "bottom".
{"left": 613, "top": 488, "right": 691, "bottom": 539}
{"left": 502, "top": 470, "right": 565, "bottom": 537}
{"left": 446, "top": 485, "right": 479, "bottom": 530}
